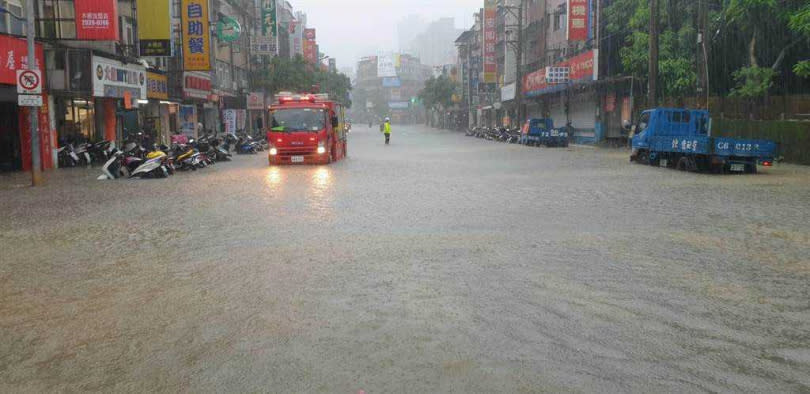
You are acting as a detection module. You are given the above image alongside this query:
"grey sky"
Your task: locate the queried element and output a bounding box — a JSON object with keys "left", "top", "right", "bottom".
{"left": 289, "top": 0, "right": 482, "bottom": 72}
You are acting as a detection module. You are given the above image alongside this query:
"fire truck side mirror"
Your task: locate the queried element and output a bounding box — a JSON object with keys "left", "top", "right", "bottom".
{"left": 331, "top": 116, "right": 339, "bottom": 128}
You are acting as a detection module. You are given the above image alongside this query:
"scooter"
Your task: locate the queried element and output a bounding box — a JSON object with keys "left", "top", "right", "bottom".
{"left": 97, "top": 149, "right": 124, "bottom": 180}
{"left": 130, "top": 156, "right": 170, "bottom": 178}
{"left": 57, "top": 145, "right": 79, "bottom": 167}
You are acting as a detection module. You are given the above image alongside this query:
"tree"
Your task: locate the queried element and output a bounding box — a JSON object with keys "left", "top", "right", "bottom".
{"left": 252, "top": 55, "right": 352, "bottom": 107}
{"left": 604, "top": 0, "right": 698, "bottom": 100}
{"left": 419, "top": 75, "right": 456, "bottom": 111}
{"left": 789, "top": 3, "right": 810, "bottom": 78}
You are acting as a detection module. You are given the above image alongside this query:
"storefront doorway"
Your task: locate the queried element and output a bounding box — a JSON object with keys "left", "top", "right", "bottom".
{"left": 0, "top": 102, "right": 21, "bottom": 171}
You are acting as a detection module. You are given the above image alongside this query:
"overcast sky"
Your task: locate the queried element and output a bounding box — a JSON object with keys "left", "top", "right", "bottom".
{"left": 289, "top": 0, "right": 482, "bottom": 72}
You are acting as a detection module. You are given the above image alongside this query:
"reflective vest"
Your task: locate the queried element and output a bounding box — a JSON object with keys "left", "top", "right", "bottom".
{"left": 384, "top": 122, "right": 391, "bottom": 134}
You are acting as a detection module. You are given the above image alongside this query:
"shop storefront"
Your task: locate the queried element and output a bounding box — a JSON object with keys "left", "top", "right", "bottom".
{"left": 522, "top": 49, "right": 600, "bottom": 144}
{"left": 0, "top": 34, "right": 53, "bottom": 171}
{"left": 90, "top": 55, "right": 147, "bottom": 143}
{"left": 182, "top": 72, "right": 212, "bottom": 138}
{"left": 143, "top": 70, "right": 172, "bottom": 145}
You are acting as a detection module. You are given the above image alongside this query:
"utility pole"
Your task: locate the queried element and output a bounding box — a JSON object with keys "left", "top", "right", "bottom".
{"left": 648, "top": 0, "right": 659, "bottom": 107}
{"left": 697, "top": 0, "right": 709, "bottom": 108}
{"left": 515, "top": 0, "right": 523, "bottom": 126}
{"left": 26, "top": 0, "right": 41, "bottom": 186}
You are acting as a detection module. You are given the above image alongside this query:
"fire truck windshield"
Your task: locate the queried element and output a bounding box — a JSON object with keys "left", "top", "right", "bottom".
{"left": 270, "top": 108, "right": 326, "bottom": 132}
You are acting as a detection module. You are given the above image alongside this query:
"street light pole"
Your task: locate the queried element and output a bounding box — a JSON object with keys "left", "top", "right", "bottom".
{"left": 25, "top": 1, "right": 41, "bottom": 185}
{"left": 515, "top": 0, "right": 523, "bottom": 127}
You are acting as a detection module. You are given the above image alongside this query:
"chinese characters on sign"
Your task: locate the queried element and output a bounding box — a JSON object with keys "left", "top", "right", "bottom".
{"left": 567, "top": 0, "right": 590, "bottom": 42}
{"left": 0, "top": 36, "right": 44, "bottom": 85}
{"left": 74, "top": 0, "right": 120, "bottom": 40}
{"left": 182, "top": 0, "right": 211, "bottom": 71}
{"left": 262, "top": 0, "right": 277, "bottom": 36}
{"left": 136, "top": 0, "right": 173, "bottom": 56}
{"left": 146, "top": 72, "right": 169, "bottom": 100}
{"left": 483, "top": 0, "right": 497, "bottom": 83}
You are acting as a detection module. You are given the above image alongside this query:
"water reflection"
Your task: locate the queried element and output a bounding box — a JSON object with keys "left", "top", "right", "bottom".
{"left": 266, "top": 166, "right": 283, "bottom": 188}
{"left": 308, "top": 166, "right": 334, "bottom": 216}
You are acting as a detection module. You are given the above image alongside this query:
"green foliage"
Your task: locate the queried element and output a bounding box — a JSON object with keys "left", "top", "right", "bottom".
{"left": 605, "top": 0, "right": 697, "bottom": 98}
{"left": 729, "top": 66, "right": 776, "bottom": 98}
{"left": 419, "top": 75, "right": 457, "bottom": 110}
{"left": 793, "top": 61, "right": 810, "bottom": 78}
{"left": 252, "top": 55, "right": 352, "bottom": 107}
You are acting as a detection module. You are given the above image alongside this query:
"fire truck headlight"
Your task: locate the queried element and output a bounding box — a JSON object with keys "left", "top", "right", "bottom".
{"left": 317, "top": 141, "right": 325, "bottom": 154}
{"left": 269, "top": 148, "right": 278, "bottom": 156}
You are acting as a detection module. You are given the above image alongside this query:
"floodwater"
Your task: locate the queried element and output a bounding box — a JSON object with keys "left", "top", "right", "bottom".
{"left": 1, "top": 125, "right": 809, "bottom": 392}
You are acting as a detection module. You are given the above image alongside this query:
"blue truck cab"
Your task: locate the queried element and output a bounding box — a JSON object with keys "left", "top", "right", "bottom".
{"left": 630, "top": 108, "right": 776, "bottom": 173}
{"left": 520, "top": 118, "right": 568, "bottom": 147}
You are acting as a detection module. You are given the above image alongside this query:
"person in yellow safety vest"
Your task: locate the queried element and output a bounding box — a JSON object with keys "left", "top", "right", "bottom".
{"left": 383, "top": 117, "right": 392, "bottom": 145}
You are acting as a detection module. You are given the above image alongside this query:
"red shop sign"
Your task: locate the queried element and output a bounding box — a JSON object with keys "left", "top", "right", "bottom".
{"left": 185, "top": 75, "right": 211, "bottom": 91}
{"left": 0, "top": 35, "right": 45, "bottom": 86}
{"left": 568, "top": 0, "right": 589, "bottom": 42}
{"left": 75, "top": 0, "right": 120, "bottom": 41}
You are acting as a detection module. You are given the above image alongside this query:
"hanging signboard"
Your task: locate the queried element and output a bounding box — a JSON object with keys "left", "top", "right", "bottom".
{"left": 217, "top": 16, "right": 242, "bottom": 43}
{"left": 75, "top": 0, "right": 120, "bottom": 41}
{"left": 181, "top": 0, "right": 211, "bottom": 71}
{"left": 223, "top": 109, "right": 237, "bottom": 133}
{"left": 251, "top": 35, "right": 275, "bottom": 56}
{"left": 183, "top": 72, "right": 212, "bottom": 99}
{"left": 567, "top": 0, "right": 590, "bottom": 42}
{"left": 483, "top": 0, "right": 497, "bottom": 83}
{"left": 137, "top": 0, "right": 172, "bottom": 56}
{"left": 92, "top": 56, "right": 147, "bottom": 99}
{"left": 262, "top": 0, "right": 277, "bottom": 36}
{"left": 146, "top": 71, "right": 169, "bottom": 100}
{"left": 247, "top": 92, "right": 264, "bottom": 110}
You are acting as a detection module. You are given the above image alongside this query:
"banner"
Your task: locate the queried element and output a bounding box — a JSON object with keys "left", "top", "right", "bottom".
{"left": 567, "top": 0, "right": 590, "bottom": 42}
{"left": 137, "top": 0, "right": 172, "bottom": 56}
{"left": 483, "top": 0, "right": 497, "bottom": 83}
{"left": 522, "top": 50, "right": 597, "bottom": 97}
{"left": 0, "top": 36, "right": 44, "bottom": 85}
{"left": 181, "top": 0, "right": 211, "bottom": 71}
{"left": 303, "top": 40, "right": 317, "bottom": 64}
{"left": 262, "top": 0, "right": 277, "bottom": 36}
{"left": 75, "top": 0, "right": 120, "bottom": 41}
{"left": 146, "top": 72, "right": 169, "bottom": 100}
{"left": 92, "top": 56, "right": 147, "bottom": 99}
{"left": 179, "top": 105, "right": 196, "bottom": 136}
{"left": 377, "top": 54, "right": 396, "bottom": 78}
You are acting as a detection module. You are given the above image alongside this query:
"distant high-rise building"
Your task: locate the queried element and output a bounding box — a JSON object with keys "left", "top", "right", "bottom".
{"left": 406, "top": 18, "right": 464, "bottom": 66}
{"left": 397, "top": 15, "right": 426, "bottom": 53}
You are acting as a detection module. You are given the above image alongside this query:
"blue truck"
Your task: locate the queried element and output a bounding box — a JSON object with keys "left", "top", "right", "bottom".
{"left": 629, "top": 108, "right": 777, "bottom": 173}
{"left": 520, "top": 118, "right": 569, "bottom": 147}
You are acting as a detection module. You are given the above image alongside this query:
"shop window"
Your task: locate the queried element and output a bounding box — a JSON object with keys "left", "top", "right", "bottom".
{"left": 553, "top": 5, "right": 566, "bottom": 32}
{"left": 0, "top": 1, "right": 25, "bottom": 35}
{"left": 60, "top": 98, "right": 96, "bottom": 143}
{"left": 37, "top": 0, "right": 76, "bottom": 39}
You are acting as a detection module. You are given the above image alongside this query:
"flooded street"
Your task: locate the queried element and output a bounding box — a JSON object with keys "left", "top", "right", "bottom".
{"left": 1, "top": 125, "right": 809, "bottom": 392}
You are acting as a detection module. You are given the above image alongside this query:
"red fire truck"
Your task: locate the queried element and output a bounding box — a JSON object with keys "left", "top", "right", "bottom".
{"left": 267, "top": 93, "right": 347, "bottom": 165}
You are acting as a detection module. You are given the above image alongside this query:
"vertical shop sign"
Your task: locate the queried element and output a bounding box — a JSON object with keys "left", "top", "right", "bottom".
{"left": 483, "top": 0, "right": 497, "bottom": 83}
{"left": 568, "top": 0, "right": 590, "bottom": 41}
{"left": 262, "top": 0, "right": 277, "bottom": 36}
{"left": 75, "top": 0, "right": 120, "bottom": 40}
{"left": 182, "top": 0, "right": 211, "bottom": 71}
{"left": 137, "top": 0, "right": 173, "bottom": 56}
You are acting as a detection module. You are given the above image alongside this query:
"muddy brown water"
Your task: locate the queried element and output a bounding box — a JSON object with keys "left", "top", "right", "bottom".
{"left": 1, "top": 126, "right": 809, "bottom": 392}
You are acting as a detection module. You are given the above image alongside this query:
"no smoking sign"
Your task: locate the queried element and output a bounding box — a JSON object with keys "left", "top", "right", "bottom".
{"left": 17, "top": 69, "right": 42, "bottom": 94}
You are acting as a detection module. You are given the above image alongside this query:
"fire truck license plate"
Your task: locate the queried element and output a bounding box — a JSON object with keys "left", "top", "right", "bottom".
{"left": 291, "top": 156, "right": 304, "bottom": 163}
{"left": 730, "top": 164, "right": 745, "bottom": 172}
